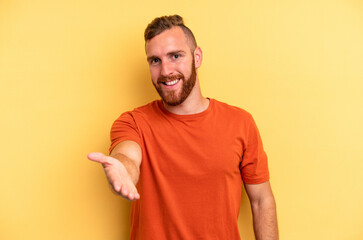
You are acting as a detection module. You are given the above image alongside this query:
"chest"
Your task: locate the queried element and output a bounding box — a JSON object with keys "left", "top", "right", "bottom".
{"left": 139, "top": 116, "right": 245, "bottom": 179}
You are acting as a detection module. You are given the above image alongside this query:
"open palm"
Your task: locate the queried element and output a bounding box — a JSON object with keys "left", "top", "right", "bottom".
{"left": 88, "top": 152, "right": 140, "bottom": 201}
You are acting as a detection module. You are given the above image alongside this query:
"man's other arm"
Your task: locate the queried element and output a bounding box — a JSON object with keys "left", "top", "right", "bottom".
{"left": 88, "top": 140, "right": 142, "bottom": 201}
{"left": 245, "top": 181, "right": 279, "bottom": 240}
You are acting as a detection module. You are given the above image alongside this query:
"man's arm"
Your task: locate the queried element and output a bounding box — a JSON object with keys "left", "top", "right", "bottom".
{"left": 88, "top": 140, "right": 142, "bottom": 201}
{"left": 244, "top": 181, "right": 279, "bottom": 240}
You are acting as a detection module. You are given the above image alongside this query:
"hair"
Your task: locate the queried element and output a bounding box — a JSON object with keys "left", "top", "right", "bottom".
{"left": 144, "top": 15, "right": 197, "bottom": 50}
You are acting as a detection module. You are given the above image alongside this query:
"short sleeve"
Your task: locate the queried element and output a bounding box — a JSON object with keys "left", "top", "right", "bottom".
{"left": 240, "top": 116, "right": 270, "bottom": 184}
{"left": 109, "top": 111, "right": 142, "bottom": 153}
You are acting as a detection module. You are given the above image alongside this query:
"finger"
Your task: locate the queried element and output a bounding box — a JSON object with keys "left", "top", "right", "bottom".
{"left": 130, "top": 192, "right": 140, "bottom": 201}
{"left": 129, "top": 185, "right": 140, "bottom": 199}
{"left": 134, "top": 192, "right": 140, "bottom": 199}
{"left": 113, "top": 181, "right": 121, "bottom": 192}
{"left": 87, "top": 152, "right": 107, "bottom": 164}
{"left": 121, "top": 185, "right": 129, "bottom": 196}
{"left": 118, "top": 185, "right": 140, "bottom": 201}
{"left": 130, "top": 192, "right": 140, "bottom": 200}
{"left": 120, "top": 185, "right": 136, "bottom": 201}
{"left": 128, "top": 192, "right": 134, "bottom": 200}
{"left": 126, "top": 185, "right": 140, "bottom": 200}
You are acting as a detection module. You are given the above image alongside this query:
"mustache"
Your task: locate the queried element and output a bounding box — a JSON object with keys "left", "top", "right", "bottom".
{"left": 157, "top": 74, "right": 184, "bottom": 84}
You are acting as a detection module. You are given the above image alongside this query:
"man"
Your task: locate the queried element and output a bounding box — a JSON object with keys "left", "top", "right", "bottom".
{"left": 88, "top": 15, "right": 278, "bottom": 240}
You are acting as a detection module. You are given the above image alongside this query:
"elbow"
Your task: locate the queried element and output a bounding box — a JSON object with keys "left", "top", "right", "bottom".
{"left": 251, "top": 195, "right": 276, "bottom": 213}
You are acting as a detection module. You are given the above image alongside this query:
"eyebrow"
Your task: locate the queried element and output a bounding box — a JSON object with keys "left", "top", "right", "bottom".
{"left": 167, "top": 50, "right": 186, "bottom": 57}
{"left": 147, "top": 55, "right": 158, "bottom": 62}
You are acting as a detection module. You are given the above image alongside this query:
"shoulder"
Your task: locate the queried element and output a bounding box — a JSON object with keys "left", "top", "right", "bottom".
{"left": 117, "top": 100, "right": 161, "bottom": 119}
{"left": 211, "top": 99, "right": 253, "bottom": 120}
{"left": 131, "top": 100, "right": 160, "bottom": 114}
{"left": 110, "top": 100, "right": 161, "bottom": 149}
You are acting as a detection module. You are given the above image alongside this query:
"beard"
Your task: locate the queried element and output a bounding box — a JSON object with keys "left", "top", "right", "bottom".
{"left": 152, "top": 60, "right": 197, "bottom": 106}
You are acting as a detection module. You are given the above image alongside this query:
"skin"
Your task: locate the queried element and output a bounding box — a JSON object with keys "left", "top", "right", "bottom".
{"left": 88, "top": 26, "right": 278, "bottom": 239}
{"left": 88, "top": 140, "right": 141, "bottom": 201}
{"left": 245, "top": 181, "right": 279, "bottom": 240}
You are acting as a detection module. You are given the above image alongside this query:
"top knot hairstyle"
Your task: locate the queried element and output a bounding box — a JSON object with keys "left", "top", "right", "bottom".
{"left": 144, "top": 15, "right": 197, "bottom": 50}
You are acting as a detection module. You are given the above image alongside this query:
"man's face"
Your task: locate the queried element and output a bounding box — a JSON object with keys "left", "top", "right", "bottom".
{"left": 145, "top": 27, "right": 197, "bottom": 106}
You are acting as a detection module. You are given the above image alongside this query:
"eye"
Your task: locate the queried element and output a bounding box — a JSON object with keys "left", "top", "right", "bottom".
{"left": 151, "top": 58, "right": 160, "bottom": 64}
{"left": 173, "top": 54, "right": 179, "bottom": 59}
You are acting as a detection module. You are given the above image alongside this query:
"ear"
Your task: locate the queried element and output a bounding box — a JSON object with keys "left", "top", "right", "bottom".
{"left": 193, "top": 46, "right": 203, "bottom": 69}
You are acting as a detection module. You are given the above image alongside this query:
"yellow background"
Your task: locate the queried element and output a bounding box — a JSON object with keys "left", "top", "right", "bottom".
{"left": 1, "top": 0, "right": 362, "bottom": 239}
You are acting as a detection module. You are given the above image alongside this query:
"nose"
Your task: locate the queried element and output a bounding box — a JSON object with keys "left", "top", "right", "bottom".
{"left": 160, "top": 61, "right": 173, "bottom": 77}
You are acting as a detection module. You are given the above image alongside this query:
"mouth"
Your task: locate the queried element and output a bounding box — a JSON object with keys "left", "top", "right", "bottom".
{"left": 162, "top": 78, "right": 181, "bottom": 86}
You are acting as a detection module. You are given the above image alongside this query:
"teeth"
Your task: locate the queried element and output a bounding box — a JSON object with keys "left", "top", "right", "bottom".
{"left": 165, "top": 79, "right": 179, "bottom": 86}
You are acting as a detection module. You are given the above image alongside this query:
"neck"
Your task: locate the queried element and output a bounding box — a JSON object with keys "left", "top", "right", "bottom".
{"left": 163, "top": 81, "right": 209, "bottom": 115}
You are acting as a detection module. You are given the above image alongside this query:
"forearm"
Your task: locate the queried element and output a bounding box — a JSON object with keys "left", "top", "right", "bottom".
{"left": 251, "top": 196, "right": 279, "bottom": 240}
{"left": 111, "top": 152, "right": 140, "bottom": 185}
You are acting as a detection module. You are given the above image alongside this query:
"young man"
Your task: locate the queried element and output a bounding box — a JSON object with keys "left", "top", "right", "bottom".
{"left": 88, "top": 15, "right": 278, "bottom": 240}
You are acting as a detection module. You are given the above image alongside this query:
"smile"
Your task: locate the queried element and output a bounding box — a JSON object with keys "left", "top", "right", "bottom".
{"left": 163, "top": 79, "right": 180, "bottom": 86}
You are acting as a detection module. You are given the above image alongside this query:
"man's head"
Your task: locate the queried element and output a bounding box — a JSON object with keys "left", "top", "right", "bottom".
{"left": 144, "top": 15, "right": 202, "bottom": 106}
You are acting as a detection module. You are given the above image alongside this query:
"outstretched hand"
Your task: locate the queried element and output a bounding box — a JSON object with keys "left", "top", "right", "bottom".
{"left": 88, "top": 152, "right": 140, "bottom": 201}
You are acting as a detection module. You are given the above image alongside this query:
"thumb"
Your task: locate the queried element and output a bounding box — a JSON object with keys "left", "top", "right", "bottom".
{"left": 87, "top": 152, "right": 108, "bottom": 164}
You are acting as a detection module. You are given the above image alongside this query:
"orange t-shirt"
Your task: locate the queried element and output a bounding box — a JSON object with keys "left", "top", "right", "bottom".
{"left": 110, "top": 99, "right": 269, "bottom": 240}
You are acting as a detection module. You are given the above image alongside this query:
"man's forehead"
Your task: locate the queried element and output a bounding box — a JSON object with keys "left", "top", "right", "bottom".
{"left": 145, "top": 27, "right": 190, "bottom": 56}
